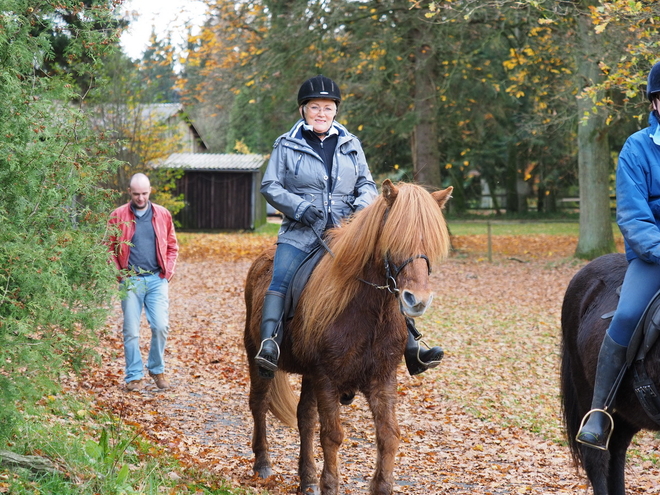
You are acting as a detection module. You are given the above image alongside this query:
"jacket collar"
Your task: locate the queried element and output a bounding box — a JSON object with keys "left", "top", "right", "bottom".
{"left": 287, "top": 118, "right": 348, "bottom": 141}
{"left": 649, "top": 111, "right": 660, "bottom": 146}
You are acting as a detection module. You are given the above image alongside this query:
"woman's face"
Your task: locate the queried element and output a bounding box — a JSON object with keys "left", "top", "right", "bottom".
{"left": 300, "top": 98, "right": 337, "bottom": 134}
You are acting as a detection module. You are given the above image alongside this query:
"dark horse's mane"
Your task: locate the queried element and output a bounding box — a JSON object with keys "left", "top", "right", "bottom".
{"left": 295, "top": 182, "right": 451, "bottom": 350}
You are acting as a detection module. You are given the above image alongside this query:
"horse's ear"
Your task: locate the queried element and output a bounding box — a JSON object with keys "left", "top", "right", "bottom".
{"left": 382, "top": 179, "right": 398, "bottom": 207}
{"left": 432, "top": 186, "right": 453, "bottom": 210}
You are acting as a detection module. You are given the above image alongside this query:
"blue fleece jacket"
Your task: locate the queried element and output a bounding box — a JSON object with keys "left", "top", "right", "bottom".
{"left": 617, "top": 111, "right": 660, "bottom": 264}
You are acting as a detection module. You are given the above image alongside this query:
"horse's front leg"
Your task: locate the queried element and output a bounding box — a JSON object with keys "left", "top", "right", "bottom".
{"left": 248, "top": 364, "right": 273, "bottom": 479}
{"left": 365, "top": 373, "right": 400, "bottom": 495}
{"left": 298, "top": 375, "right": 320, "bottom": 494}
{"left": 315, "top": 378, "right": 343, "bottom": 495}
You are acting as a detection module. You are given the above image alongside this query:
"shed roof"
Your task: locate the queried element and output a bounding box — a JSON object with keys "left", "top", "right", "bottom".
{"left": 158, "top": 153, "right": 266, "bottom": 172}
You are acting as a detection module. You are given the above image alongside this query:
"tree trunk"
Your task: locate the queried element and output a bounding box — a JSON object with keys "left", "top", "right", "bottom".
{"left": 505, "top": 142, "right": 519, "bottom": 213}
{"left": 411, "top": 24, "right": 441, "bottom": 188}
{"left": 574, "top": 5, "right": 615, "bottom": 259}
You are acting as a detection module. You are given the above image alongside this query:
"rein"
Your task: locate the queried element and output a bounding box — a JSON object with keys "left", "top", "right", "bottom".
{"left": 359, "top": 254, "right": 431, "bottom": 296}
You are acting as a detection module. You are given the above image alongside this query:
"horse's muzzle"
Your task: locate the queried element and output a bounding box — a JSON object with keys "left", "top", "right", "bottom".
{"left": 399, "top": 290, "right": 433, "bottom": 317}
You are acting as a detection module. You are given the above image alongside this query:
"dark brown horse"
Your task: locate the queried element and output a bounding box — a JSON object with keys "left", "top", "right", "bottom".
{"left": 561, "top": 252, "right": 660, "bottom": 495}
{"left": 243, "top": 179, "right": 452, "bottom": 494}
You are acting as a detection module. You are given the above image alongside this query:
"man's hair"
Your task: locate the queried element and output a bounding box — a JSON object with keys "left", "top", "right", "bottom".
{"left": 129, "top": 173, "right": 150, "bottom": 188}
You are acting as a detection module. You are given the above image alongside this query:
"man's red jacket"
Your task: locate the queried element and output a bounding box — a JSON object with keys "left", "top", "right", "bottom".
{"left": 107, "top": 202, "right": 179, "bottom": 281}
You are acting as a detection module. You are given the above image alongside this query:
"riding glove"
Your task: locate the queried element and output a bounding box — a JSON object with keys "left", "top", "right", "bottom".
{"left": 300, "top": 206, "right": 324, "bottom": 227}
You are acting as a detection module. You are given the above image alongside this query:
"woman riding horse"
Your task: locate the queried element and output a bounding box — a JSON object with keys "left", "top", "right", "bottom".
{"left": 255, "top": 74, "right": 444, "bottom": 379}
{"left": 577, "top": 61, "right": 660, "bottom": 449}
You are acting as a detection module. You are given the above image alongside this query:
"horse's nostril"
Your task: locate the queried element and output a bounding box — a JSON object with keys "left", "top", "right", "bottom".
{"left": 402, "top": 290, "right": 417, "bottom": 308}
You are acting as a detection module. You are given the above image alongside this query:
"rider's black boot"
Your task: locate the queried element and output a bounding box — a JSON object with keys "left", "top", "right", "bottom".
{"left": 404, "top": 317, "right": 444, "bottom": 376}
{"left": 576, "top": 333, "right": 628, "bottom": 450}
{"left": 254, "top": 292, "right": 285, "bottom": 379}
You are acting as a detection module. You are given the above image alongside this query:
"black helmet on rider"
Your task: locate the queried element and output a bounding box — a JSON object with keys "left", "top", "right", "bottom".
{"left": 647, "top": 62, "right": 660, "bottom": 101}
{"left": 297, "top": 75, "right": 341, "bottom": 107}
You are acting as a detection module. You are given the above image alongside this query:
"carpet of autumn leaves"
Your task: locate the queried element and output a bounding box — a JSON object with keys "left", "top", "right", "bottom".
{"left": 72, "top": 227, "right": 660, "bottom": 494}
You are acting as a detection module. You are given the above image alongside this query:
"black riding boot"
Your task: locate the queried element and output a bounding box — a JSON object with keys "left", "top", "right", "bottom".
{"left": 404, "top": 317, "right": 444, "bottom": 376}
{"left": 576, "top": 333, "right": 628, "bottom": 450}
{"left": 254, "top": 292, "right": 285, "bottom": 379}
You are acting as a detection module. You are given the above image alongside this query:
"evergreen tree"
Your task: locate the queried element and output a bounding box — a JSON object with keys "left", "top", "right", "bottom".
{"left": 0, "top": 0, "right": 121, "bottom": 441}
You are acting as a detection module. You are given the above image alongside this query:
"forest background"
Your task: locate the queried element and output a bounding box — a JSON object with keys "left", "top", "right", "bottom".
{"left": 1, "top": 0, "right": 660, "bottom": 493}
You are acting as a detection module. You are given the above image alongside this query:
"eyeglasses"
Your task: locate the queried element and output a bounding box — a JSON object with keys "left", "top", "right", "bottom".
{"left": 306, "top": 104, "right": 336, "bottom": 115}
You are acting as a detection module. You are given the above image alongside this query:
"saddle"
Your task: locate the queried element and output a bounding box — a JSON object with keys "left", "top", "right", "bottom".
{"left": 603, "top": 288, "right": 660, "bottom": 425}
{"left": 283, "top": 245, "right": 326, "bottom": 322}
{"left": 629, "top": 290, "right": 660, "bottom": 425}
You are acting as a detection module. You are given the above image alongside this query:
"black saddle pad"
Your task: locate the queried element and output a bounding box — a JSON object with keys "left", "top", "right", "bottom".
{"left": 283, "top": 245, "right": 326, "bottom": 321}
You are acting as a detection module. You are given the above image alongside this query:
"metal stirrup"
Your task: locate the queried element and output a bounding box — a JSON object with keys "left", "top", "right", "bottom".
{"left": 416, "top": 339, "right": 442, "bottom": 368}
{"left": 255, "top": 337, "right": 280, "bottom": 372}
{"left": 576, "top": 408, "right": 615, "bottom": 451}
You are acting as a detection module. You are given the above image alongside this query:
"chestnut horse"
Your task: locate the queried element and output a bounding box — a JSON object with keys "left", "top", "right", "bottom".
{"left": 561, "top": 253, "right": 660, "bottom": 495}
{"left": 243, "top": 179, "right": 452, "bottom": 494}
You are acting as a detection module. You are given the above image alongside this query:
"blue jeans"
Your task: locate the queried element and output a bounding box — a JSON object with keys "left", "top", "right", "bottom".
{"left": 268, "top": 243, "right": 310, "bottom": 295}
{"left": 608, "top": 258, "right": 660, "bottom": 346}
{"left": 120, "top": 274, "right": 170, "bottom": 383}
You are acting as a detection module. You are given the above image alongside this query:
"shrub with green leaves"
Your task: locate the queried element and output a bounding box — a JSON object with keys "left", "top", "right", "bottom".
{"left": 0, "top": 1, "right": 122, "bottom": 441}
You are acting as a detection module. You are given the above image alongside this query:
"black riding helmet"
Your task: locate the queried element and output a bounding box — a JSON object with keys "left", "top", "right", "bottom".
{"left": 647, "top": 62, "right": 660, "bottom": 101}
{"left": 297, "top": 75, "right": 341, "bottom": 107}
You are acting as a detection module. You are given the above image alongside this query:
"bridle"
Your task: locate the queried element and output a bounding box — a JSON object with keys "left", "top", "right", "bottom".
{"left": 359, "top": 253, "right": 431, "bottom": 296}
{"left": 356, "top": 205, "right": 432, "bottom": 296}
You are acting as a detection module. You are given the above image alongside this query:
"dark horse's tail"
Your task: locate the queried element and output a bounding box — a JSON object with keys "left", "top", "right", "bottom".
{"left": 559, "top": 267, "right": 603, "bottom": 471}
{"left": 559, "top": 255, "right": 624, "bottom": 470}
{"left": 560, "top": 333, "right": 585, "bottom": 469}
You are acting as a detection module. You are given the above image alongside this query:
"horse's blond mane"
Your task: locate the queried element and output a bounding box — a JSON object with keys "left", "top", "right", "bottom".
{"left": 295, "top": 183, "right": 451, "bottom": 348}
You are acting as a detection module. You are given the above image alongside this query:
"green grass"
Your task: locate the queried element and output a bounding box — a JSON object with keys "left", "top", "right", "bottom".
{"left": 254, "top": 220, "right": 280, "bottom": 236}
{"left": 256, "top": 216, "right": 614, "bottom": 237}
{"left": 446, "top": 220, "right": 621, "bottom": 237}
{"left": 1, "top": 393, "right": 250, "bottom": 495}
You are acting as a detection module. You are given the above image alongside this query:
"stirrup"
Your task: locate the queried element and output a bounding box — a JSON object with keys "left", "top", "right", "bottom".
{"left": 416, "top": 339, "right": 443, "bottom": 368}
{"left": 254, "top": 337, "right": 280, "bottom": 372}
{"left": 576, "top": 408, "right": 614, "bottom": 451}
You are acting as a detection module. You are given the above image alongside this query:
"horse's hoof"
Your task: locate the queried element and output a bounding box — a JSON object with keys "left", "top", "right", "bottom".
{"left": 254, "top": 466, "right": 273, "bottom": 479}
{"left": 298, "top": 484, "right": 320, "bottom": 495}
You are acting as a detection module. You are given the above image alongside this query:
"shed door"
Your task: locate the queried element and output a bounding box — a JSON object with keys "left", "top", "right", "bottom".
{"left": 175, "top": 172, "right": 252, "bottom": 230}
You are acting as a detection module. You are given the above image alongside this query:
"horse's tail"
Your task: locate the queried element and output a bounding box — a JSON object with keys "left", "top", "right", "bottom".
{"left": 559, "top": 269, "right": 603, "bottom": 471}
{"left": 560, "top": 335, "right": 585, "bottom": 470}
{"left": 269, "top": 371, "right": 298, "bottom": 428}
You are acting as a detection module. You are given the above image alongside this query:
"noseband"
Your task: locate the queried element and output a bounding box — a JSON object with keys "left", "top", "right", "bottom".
{"left": 360, "top": 253, "right": 431, "bottom": 296}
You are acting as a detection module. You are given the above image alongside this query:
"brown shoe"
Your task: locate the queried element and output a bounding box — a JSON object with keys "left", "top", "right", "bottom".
{"left": 125, "top": 379, "right": 143, "bottom": 392}
{"left": 149, "top": 372, "right": 169, "bottom": 390}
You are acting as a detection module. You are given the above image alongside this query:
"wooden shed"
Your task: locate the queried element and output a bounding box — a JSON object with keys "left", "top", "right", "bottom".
{"left": 158, "top": 153, "right": 268, "bottom": 231}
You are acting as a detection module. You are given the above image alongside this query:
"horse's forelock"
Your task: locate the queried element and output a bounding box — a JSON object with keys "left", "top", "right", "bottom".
{"left": 380, "top": 183, "right": 450, "bottom": 265}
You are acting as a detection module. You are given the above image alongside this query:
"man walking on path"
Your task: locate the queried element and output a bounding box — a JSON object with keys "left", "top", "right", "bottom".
{"left": 108, "top": 173, "right": 179, "bottom": 392}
